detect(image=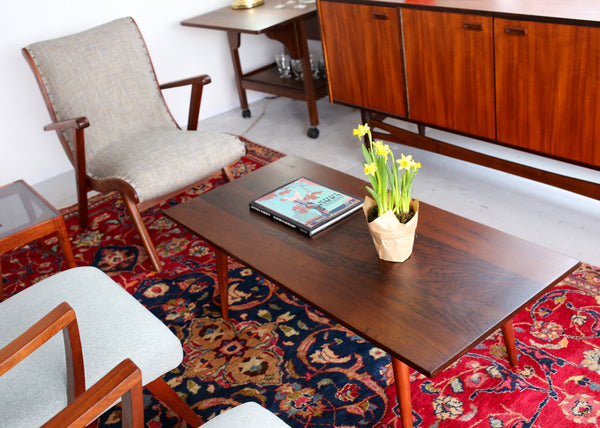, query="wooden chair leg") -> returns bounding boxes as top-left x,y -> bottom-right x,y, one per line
222,166 -> 235,183
120,194 -> 163,272
76,180 -> 89,229
146,377 -> 203,427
